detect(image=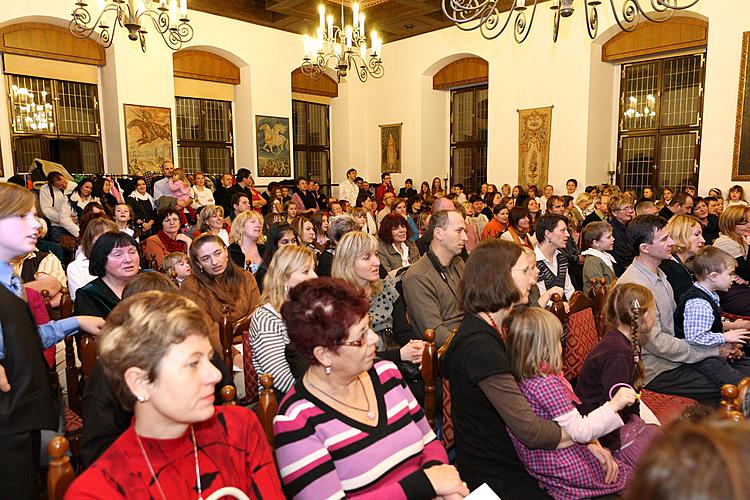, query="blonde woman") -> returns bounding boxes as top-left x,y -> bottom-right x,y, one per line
249,245 -> 317,397
713,204 -> 750,315
332,231 -> 423,366
196,204 -> 229,245
228,210 -> 264,273
660,215 -> 704,300
189,171 -> 215,209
